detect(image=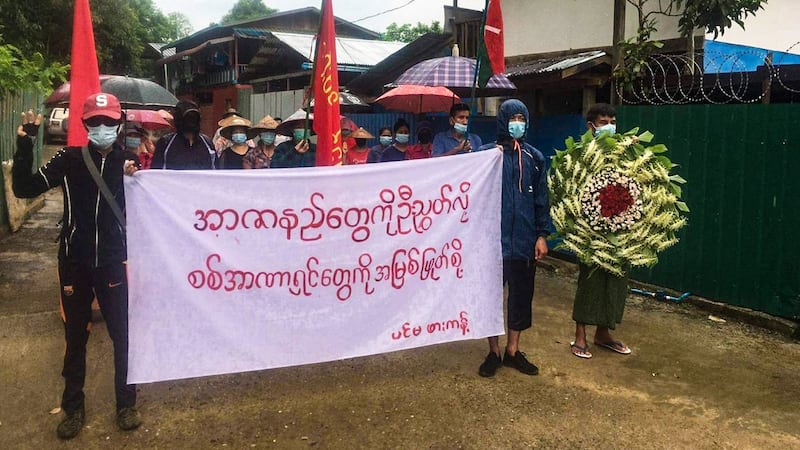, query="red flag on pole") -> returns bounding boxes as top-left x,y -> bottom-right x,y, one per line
477,0 -> 505,88
313,0 -> 343,166
67,0 -> 101,147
